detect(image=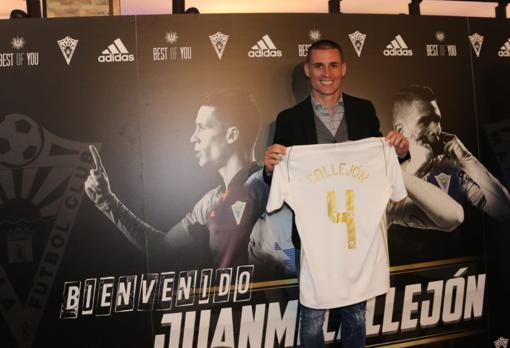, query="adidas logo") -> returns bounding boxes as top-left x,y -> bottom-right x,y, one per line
248,35 -> 282,58
98,38 -> 134,63
383,34 -> 413,56
498,38 -> 510,57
